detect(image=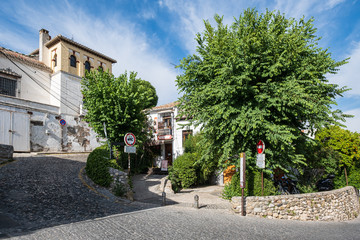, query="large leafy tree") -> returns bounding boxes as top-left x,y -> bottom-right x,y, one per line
81,70 -> 158,144
176,9 -> 350,171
